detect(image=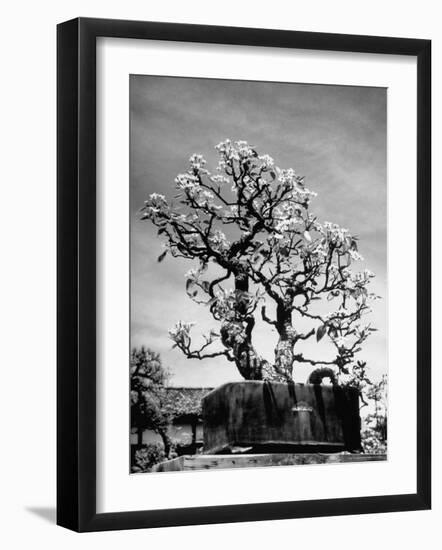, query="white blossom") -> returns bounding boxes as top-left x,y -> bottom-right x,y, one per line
149,192 -> 166,202
208,229 -> 230,252
169,321 -> 195,342
258,154 -> 274,169
175,173 -> 199,191
334,336 -> 347,348
189,153 -> 206,170
349,249 -> 364,261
